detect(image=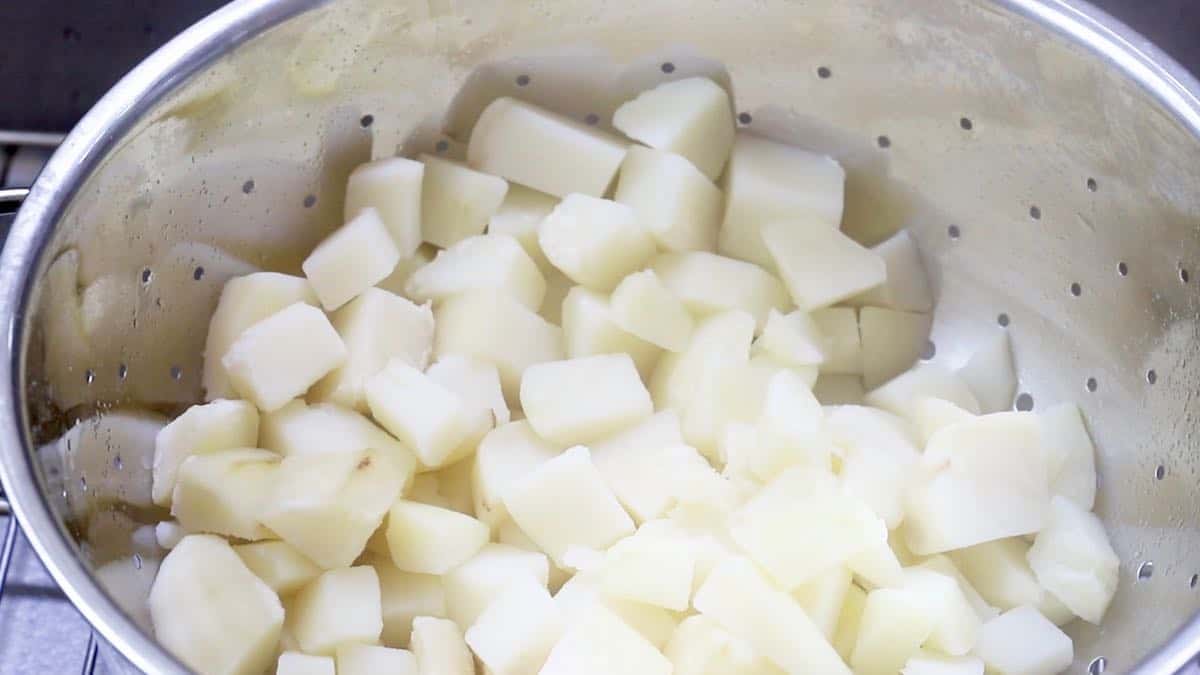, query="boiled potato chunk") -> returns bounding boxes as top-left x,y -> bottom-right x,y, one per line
302,208 -> 401,311
752,369 -> 832,481
58,410 -> 166,519
378,245 -> 437,296
753,309 -> 824,367
386,500 -> 489,574
222,302 -> 347,412
902,568 -> 980,656
859,307 -> 933,389
539,605 -> 672,675
664,615 -> 782,675
852,230 -> 934,312
149,535 -> 283,675
812,307 -> 862,374
365,359 -> 480,469
419,153 -> 508,248
610,269 -> 695,352
292,566 -> 383,656
153,398 -> 259,507
865,362 -> 981,422
613,146 -> 722,252
406,234 -> 545,310
520,354 -> 652,446
901,653 -> 985,675
411,616 -> 474,675
203,272 -> 318,401
233,541 -> 321,595
1039,402 -> 1098,510
593,442 -> 715,524
911,397 -> 976,447
336,645 -> 417,675
650,310 -> 755,413
258,400 -> 416,478
468,97 -> 627,198
561,286 -> 661,378
827,405 -> 919,529
762,220 -> 886,311
851,587 -> 935,675
651,251 -> 789,332
832,582 -> 867,662
472,421 -> 561,527
503,446 -> 635,566
612,77 -> 734,180
601,530 -> 696,611
948,538 -> 1072,624
344,156 -> 424,256
426,355 -> 510,439
974,606 -> 1073,675
957,330 -> 1016,414
276,652 -> 335,675
793,565 -> 852,640
487,184 -> 558,273
552,567 -> 680,649
171,448 -> 279,541
1026,496 -> 1119,623
368,559 -> 446,648
310,288 -> 434,412
718,133 -> 845,268
464,576 -> 564,675
443,543 -> 550,627
538,194 -> 656,291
